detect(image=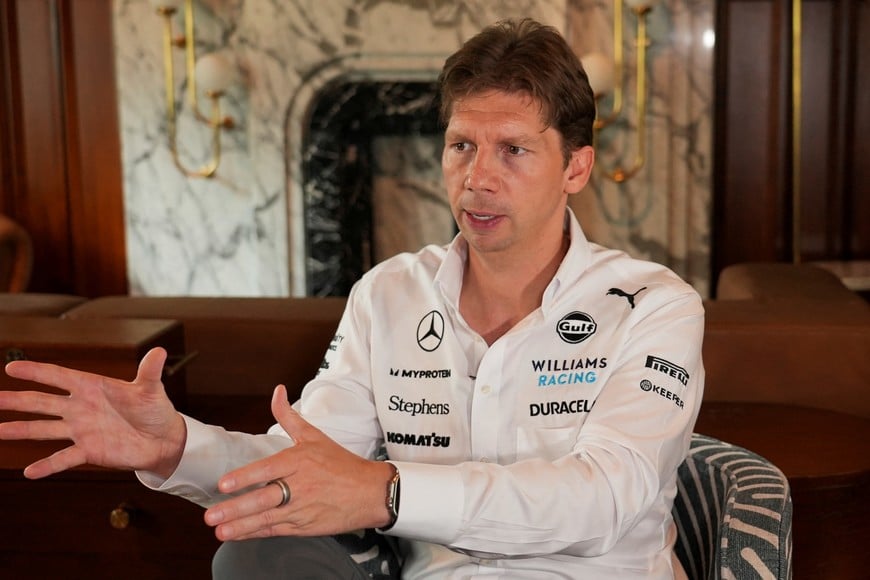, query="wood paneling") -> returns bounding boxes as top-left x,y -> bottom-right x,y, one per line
849,0 -> 870,257
0,0 -> 125,296
0,1 -> 23,218
61,0 -> 127,297
713,0 -> 790,273
11,0 -> 74,293
713,0 -> 870,290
